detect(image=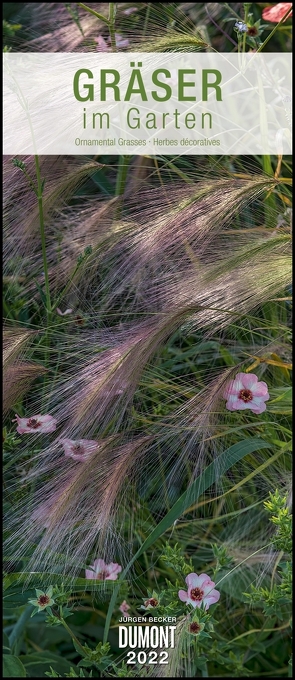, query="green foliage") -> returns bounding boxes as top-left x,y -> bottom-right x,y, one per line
3,654 -> 26,678
45,668 -> 92,678
244,490 -> 292,623
264,489 -> 292,553
3,19 -> 21,51
161,542 -> 194,576
64,4 -> 84,36
2,2 -> 292,677
211,544 -> 234,578
76,641 -> 112,670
